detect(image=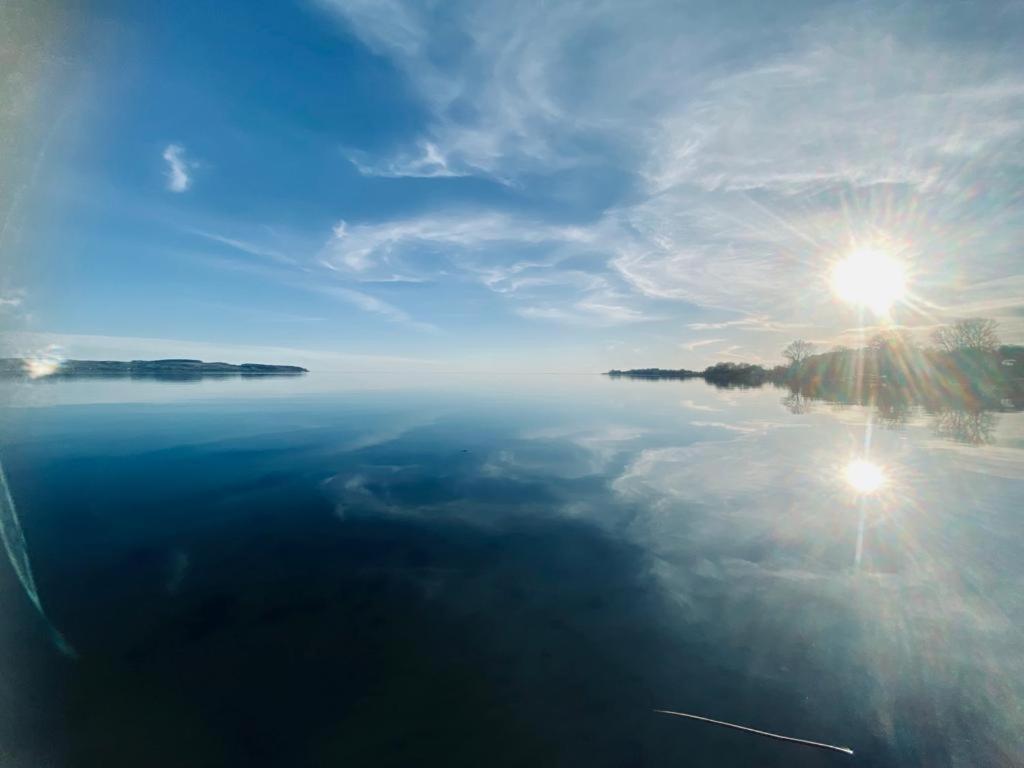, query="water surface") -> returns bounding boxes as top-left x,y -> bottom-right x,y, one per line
1,374 -> 1021,767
